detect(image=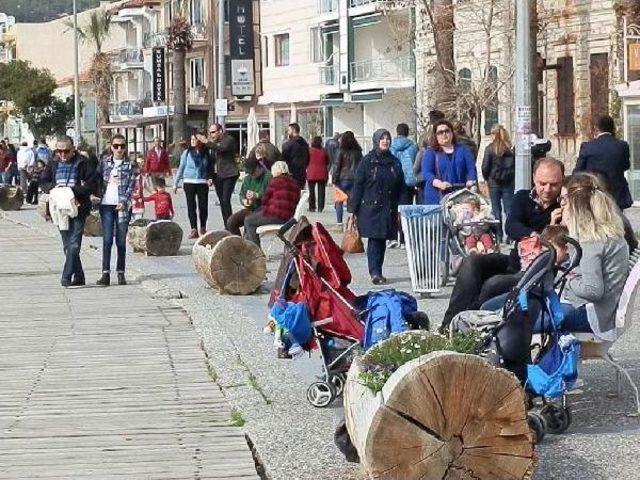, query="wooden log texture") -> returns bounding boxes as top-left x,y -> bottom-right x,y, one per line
37,194 -> 49,219
83,210 -> 103,237
345,351 -> 535,480
0,186 -> 24,211
128,219 -> 183,256
192,230 -> 232,288
210,236 -> 266,295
